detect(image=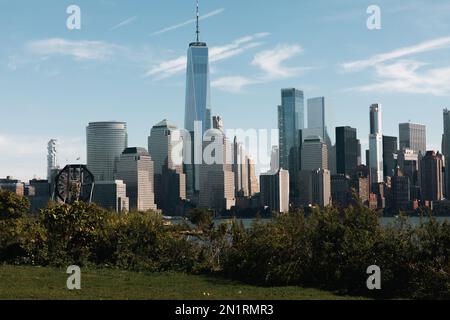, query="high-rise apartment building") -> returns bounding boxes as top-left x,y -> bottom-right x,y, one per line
369,104 -> 384,184
86,122 -> 128,182
116,147 -> 156,212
